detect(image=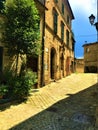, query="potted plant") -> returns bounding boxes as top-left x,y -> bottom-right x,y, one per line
0,84 -> 8,99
